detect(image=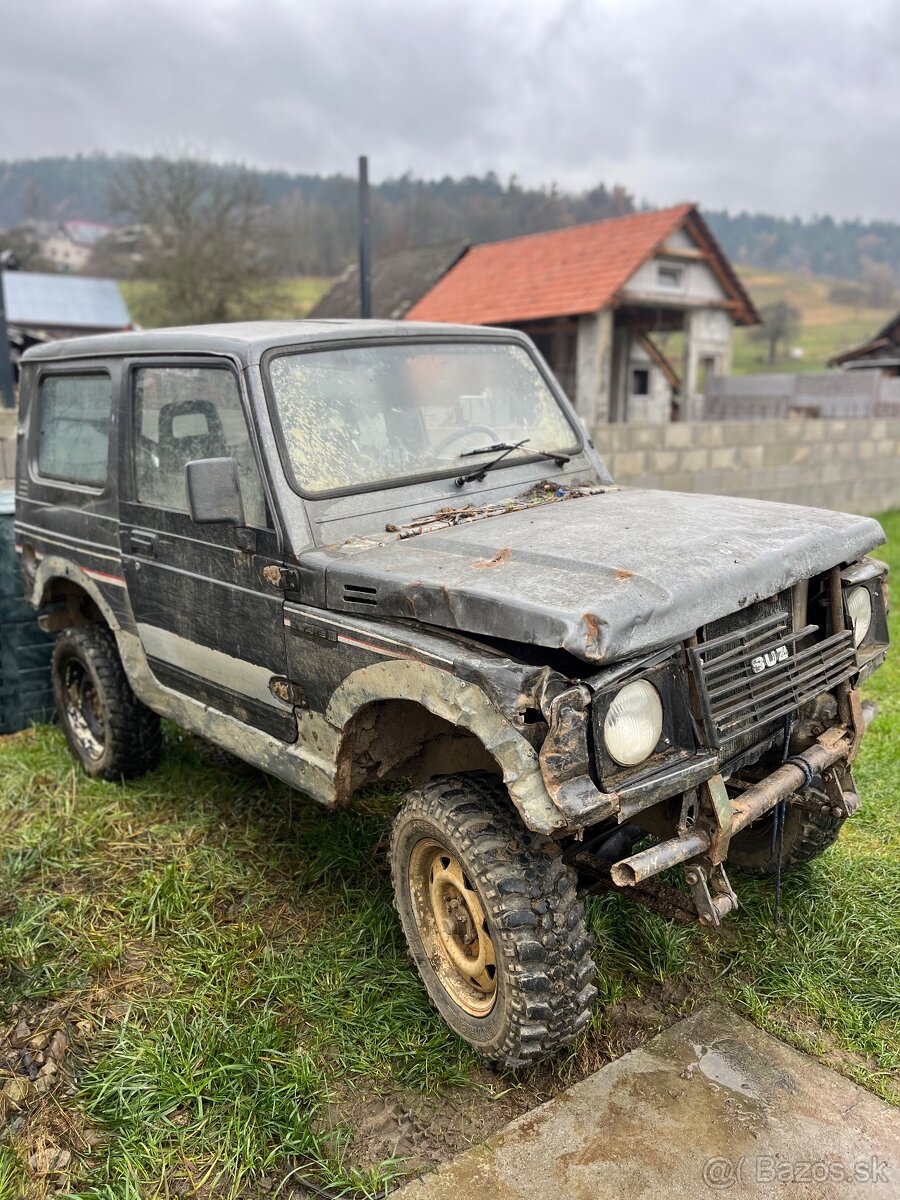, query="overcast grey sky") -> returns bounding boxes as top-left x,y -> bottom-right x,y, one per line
2,0 -> 898,220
